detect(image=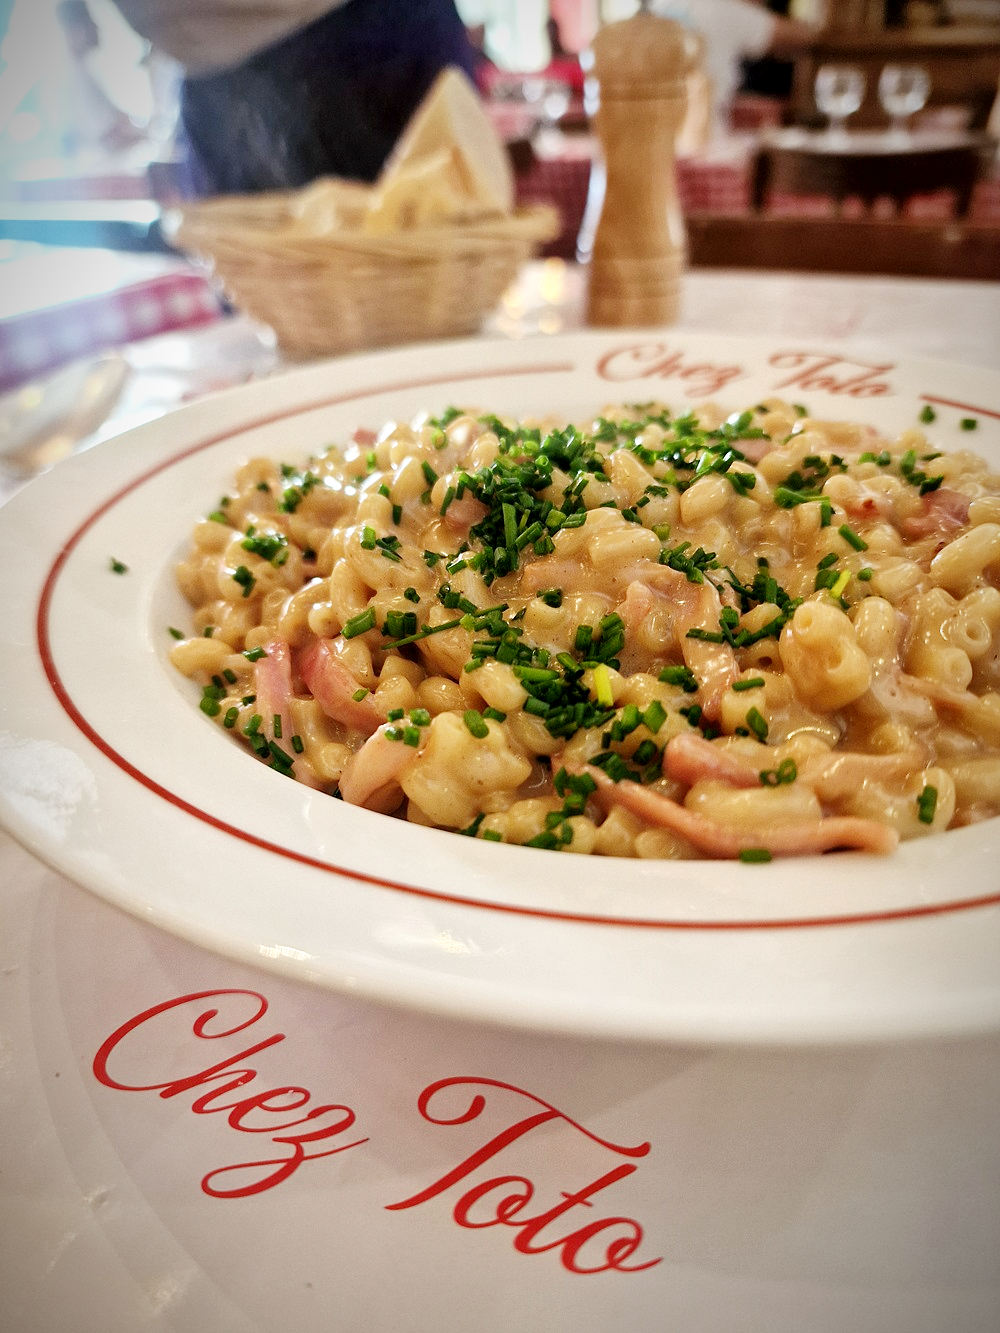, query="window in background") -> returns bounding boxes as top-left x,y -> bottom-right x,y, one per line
456,0 -> 551,70
0,0 -> 153,177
